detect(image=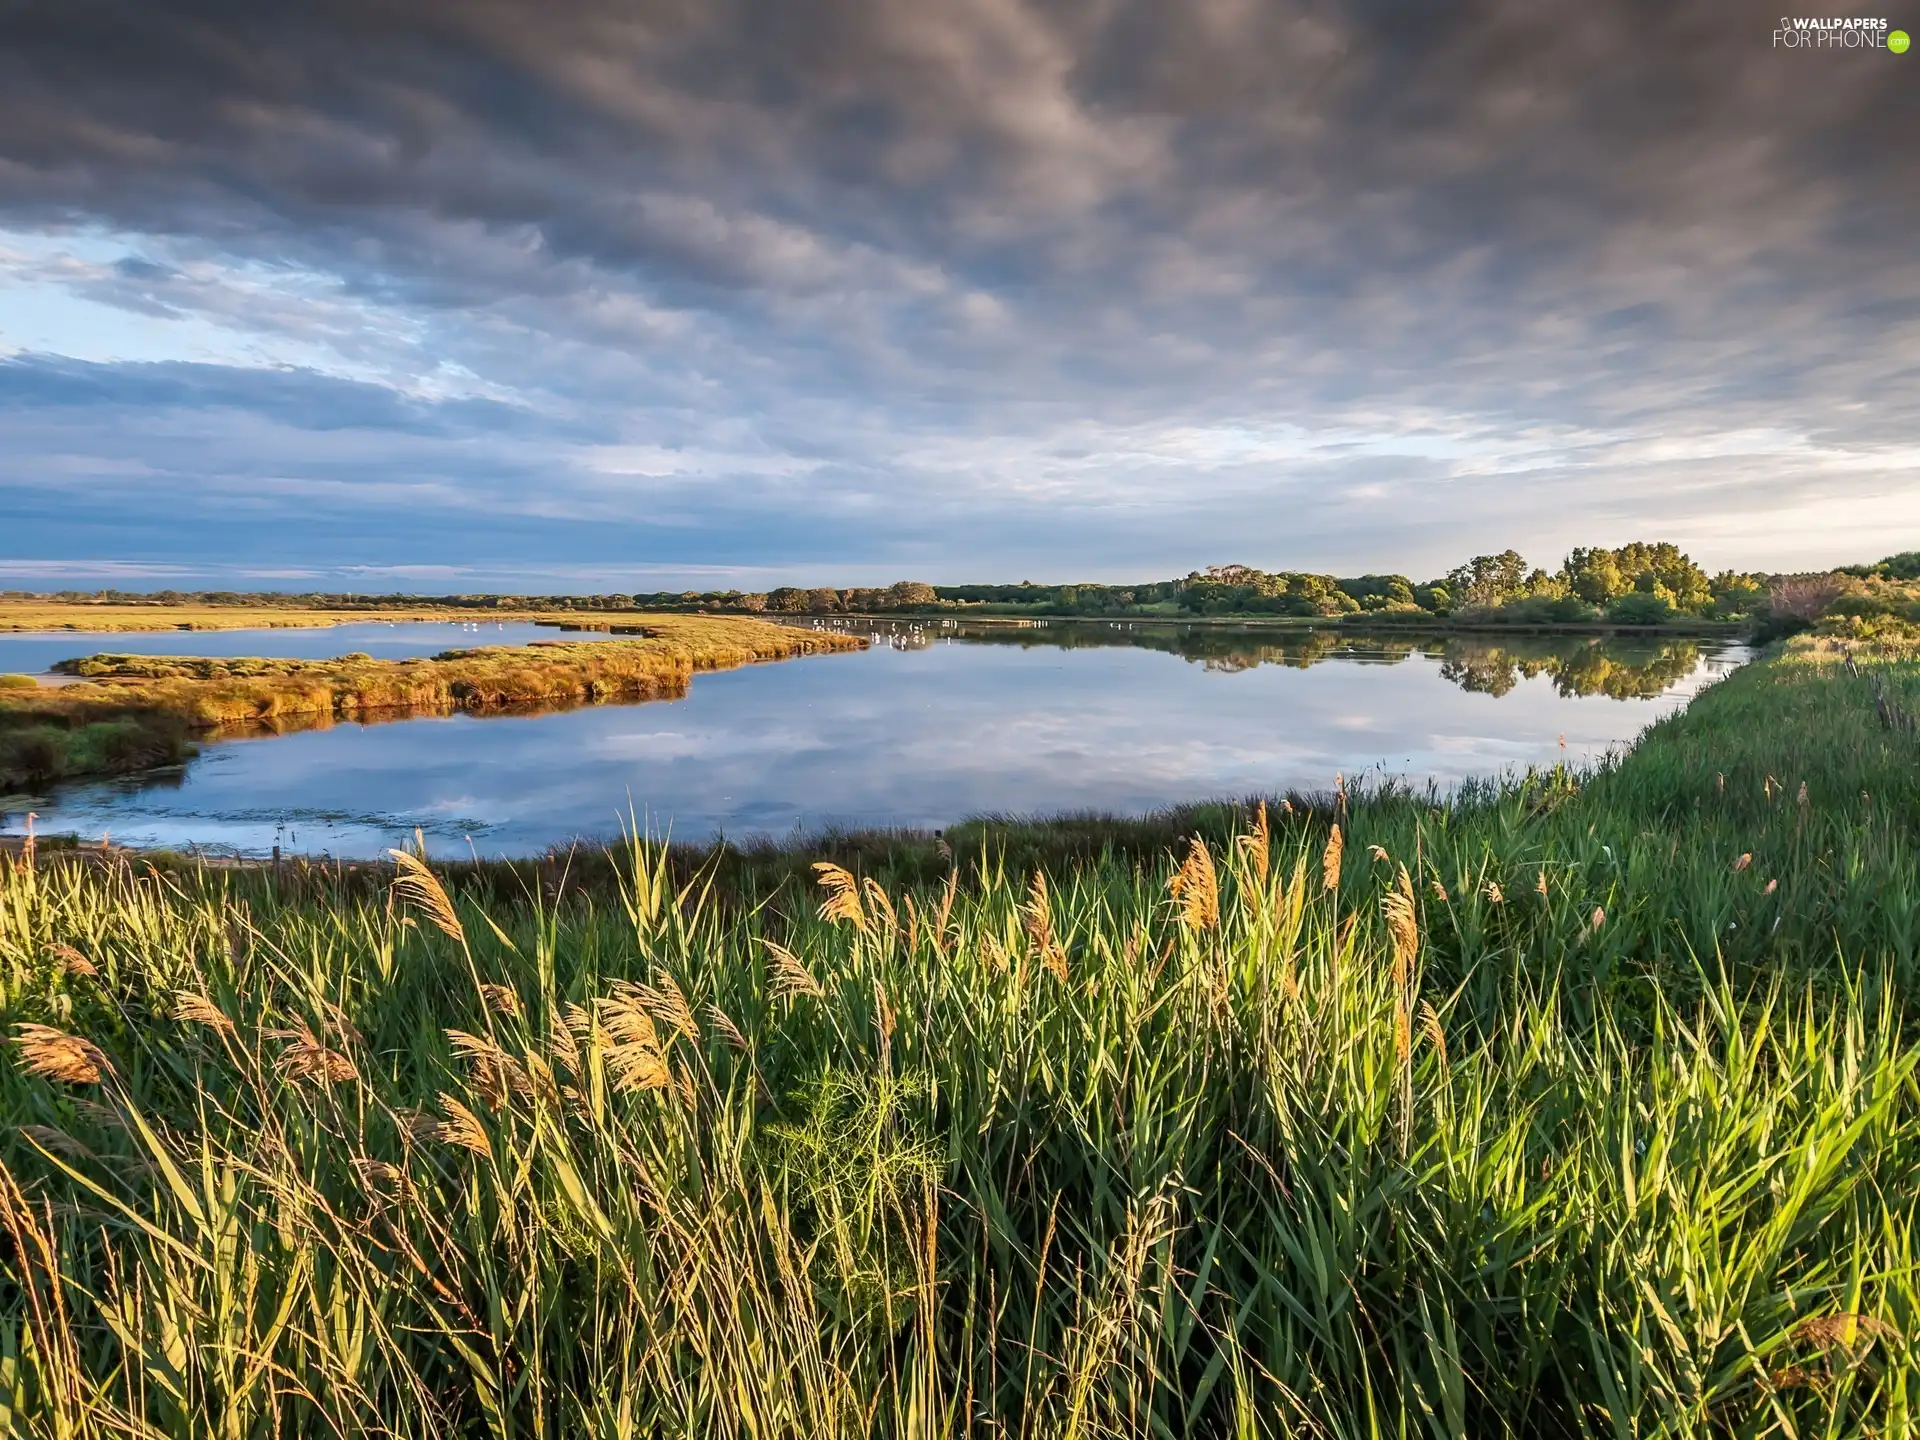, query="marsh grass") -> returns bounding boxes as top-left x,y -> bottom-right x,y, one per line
0,616 -> 862,790
0,602 -> 621,634
1,637 -> 1918,1436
